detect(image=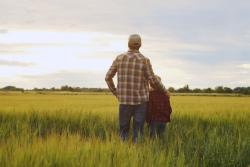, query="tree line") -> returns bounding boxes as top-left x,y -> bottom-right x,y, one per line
0,85 -> 109,93
0,85 -> 250,95
168,85 -> 250,95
